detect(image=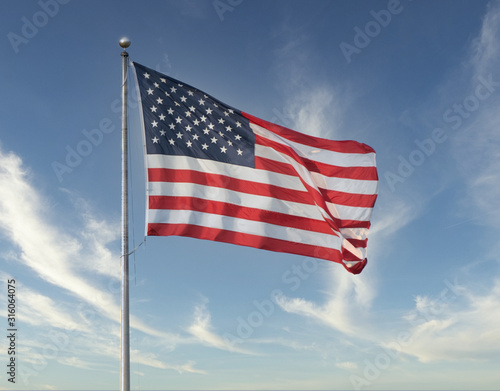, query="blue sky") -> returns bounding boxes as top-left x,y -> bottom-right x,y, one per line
1,0 -> 500,390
